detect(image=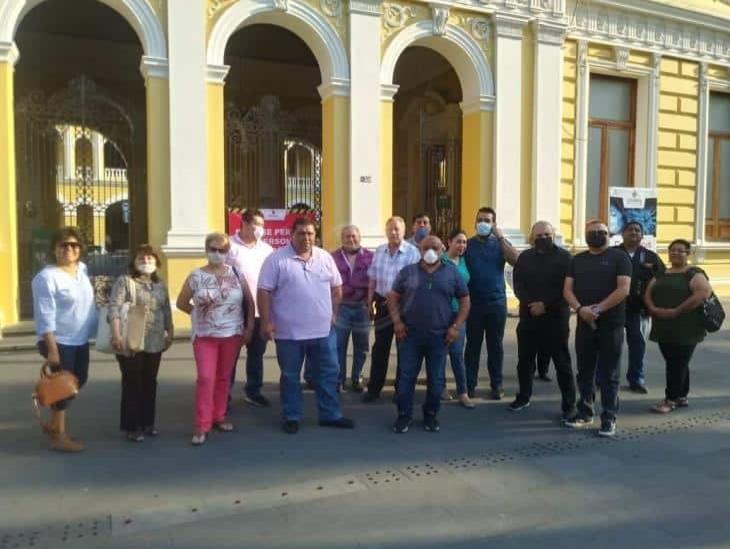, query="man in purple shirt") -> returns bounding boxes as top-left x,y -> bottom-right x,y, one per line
331,225 -> 374,393
258,217 -> 354,434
